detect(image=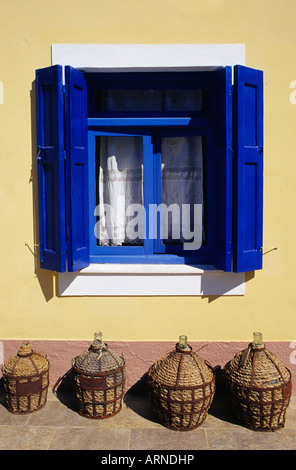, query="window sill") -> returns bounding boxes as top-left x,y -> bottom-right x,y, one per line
81,263 -> 218,274
58,264 -> 245,296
